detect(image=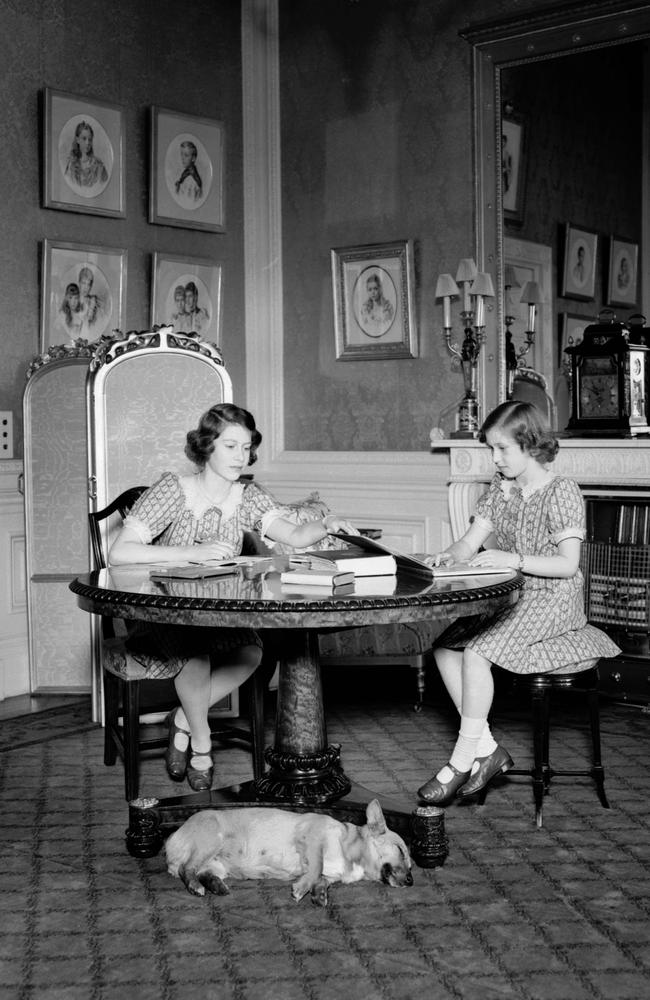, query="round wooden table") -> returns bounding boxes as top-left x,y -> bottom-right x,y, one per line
71,564 -> 523,861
